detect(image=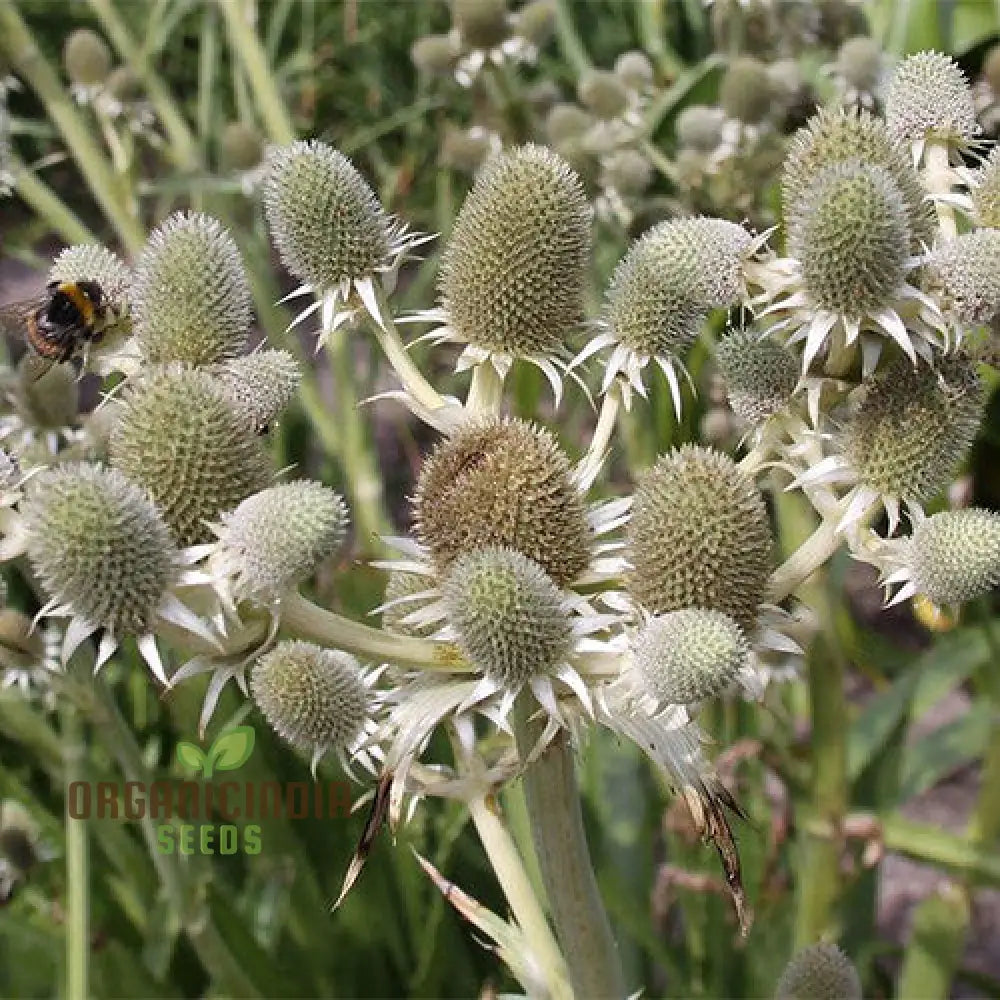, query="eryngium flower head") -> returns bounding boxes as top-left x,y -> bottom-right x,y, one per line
545,103 -> 593,144
719,57 -> 772,124
633,610 -> 749,705
415,416 -> 590,585
781,108 -> 933,249
63,29 -> 111,85
971,148 -> 1000,228
251,641 -> 369,757
264,140 -> 390,290
675,105 -> 726,152
925,229 -> 1000,325
15,358 -> 79,430
787,161 -> 909,317
49,244 -> 132,312
775,943 -> 861,1000
886,51 -> 978,145
410,34 -> 460,76
844,356 -> 982,503
715,330 -> 798,424
601,149 -> 653,196
442,547 -> 572,688
627,445 -> 772,633
211,482 -> 348,603
835,35 -> 883,93
220,122 -> 264,171
110,367 -> 271,545
615,50 -> 654,92
438,144 -> 591,356
577,70 -> 629,119
132,212 -> 251,365
515,0 -> 555,47
22,464 -> 174,636
210,349 -> 302,433
910,508 -> 1000,605
451,0 -> 509,49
